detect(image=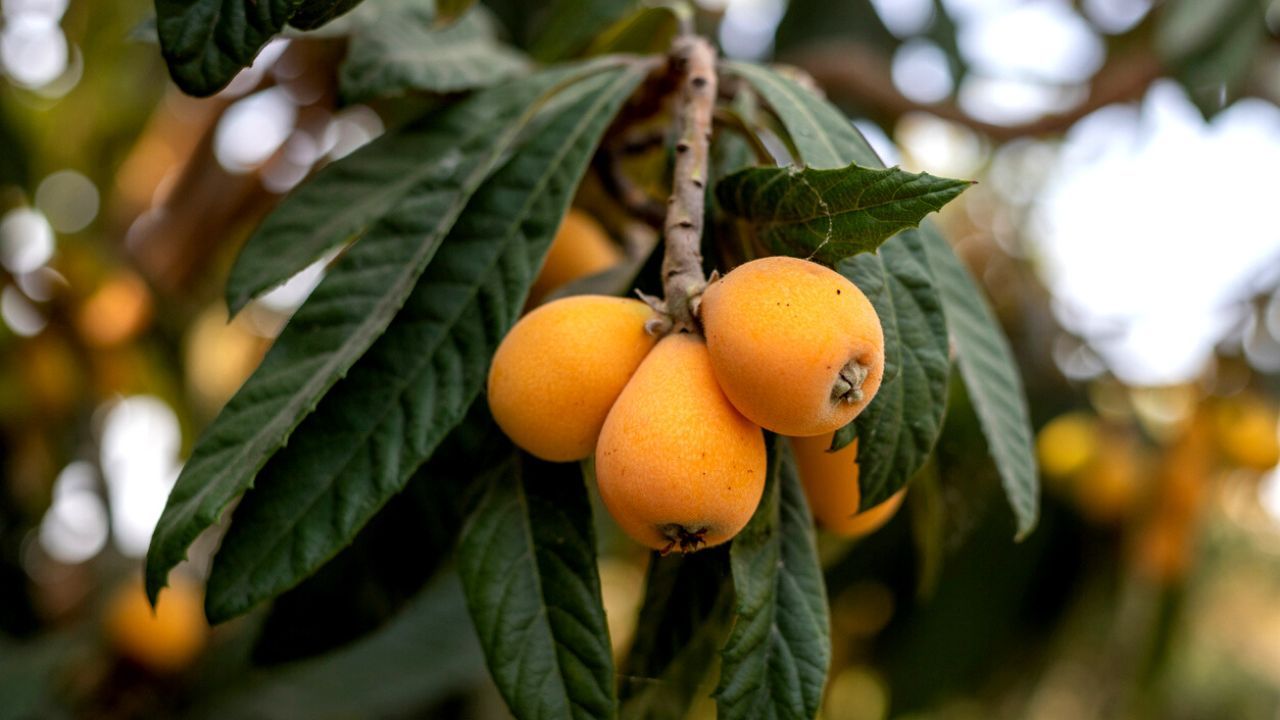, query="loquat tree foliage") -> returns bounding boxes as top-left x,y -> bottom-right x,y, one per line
145,0 -> 1039,717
